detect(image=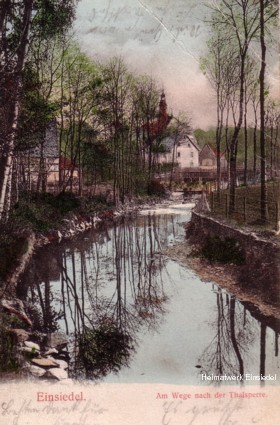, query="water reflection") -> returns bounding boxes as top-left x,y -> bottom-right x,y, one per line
198,285 -> 279,386
19,214 -> 179,380
18,209 -> 280,384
